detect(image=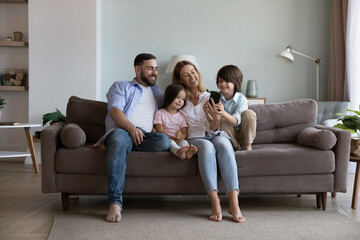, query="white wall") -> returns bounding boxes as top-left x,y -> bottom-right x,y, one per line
28,0 -> 99,125
101,0 -> 330,103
